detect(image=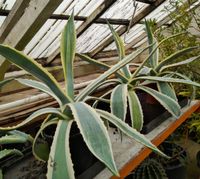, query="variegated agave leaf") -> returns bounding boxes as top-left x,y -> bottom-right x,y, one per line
76,78 -> 121,102
131,32 -> 189,78
17,78 -> 62,106
92,88 -> 113,108
76,45 -> 152,101
144,19 -> 159,68
128,90 -> 143,131
76,53 -> 129,82
157,82 -> 177,102
111,85 -> 143,131
155,46 -> 199,72
76,53 -> 110,70
0,45 -> 71,105
159,55 -> 200,72
131,76 -> 200,88
84,96 -> 110,104
45,15 -> 78,178
161,71 -> 197,103
47,120 -> 75,179
135,86 -> 181,118
111,84 -> 128,121
68,102 -> 119,176
0,107 -> 67,130
61,12 -> 76,100
108,22 -> 131,78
